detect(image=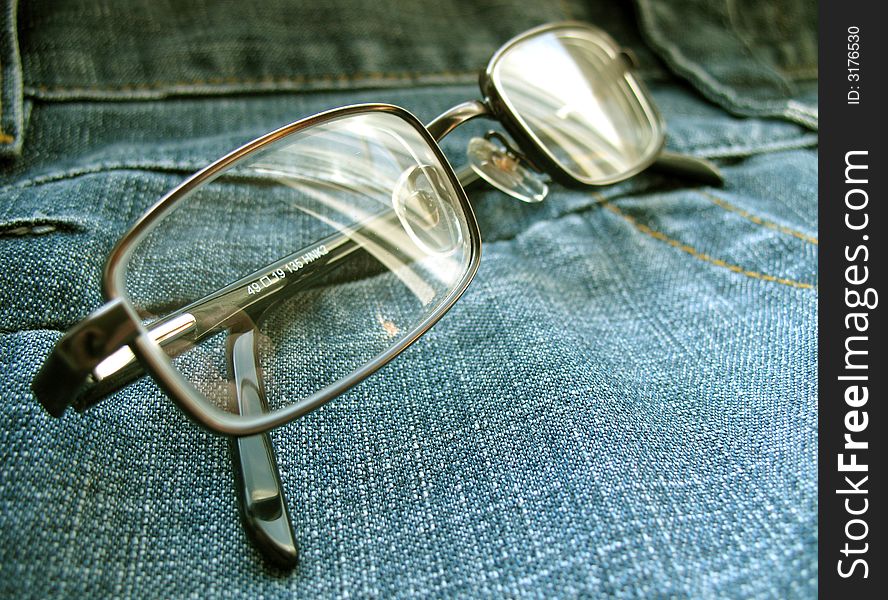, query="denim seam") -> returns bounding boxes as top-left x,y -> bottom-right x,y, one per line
698,191 -> 817,245
0,161 -> 203,197
583,182 -> 815,244
685,133 -> 818,159
0,2 -> 20,146
16,0 -> 577,100
0,28 -> 6,142
488,180 -> 813,256
0,56 -> 11,143
21,68 -> 668,100
599,197 -> 816,290
531,182 -> 816,253
0,0 -> 22,153
23,70 -> 480,98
